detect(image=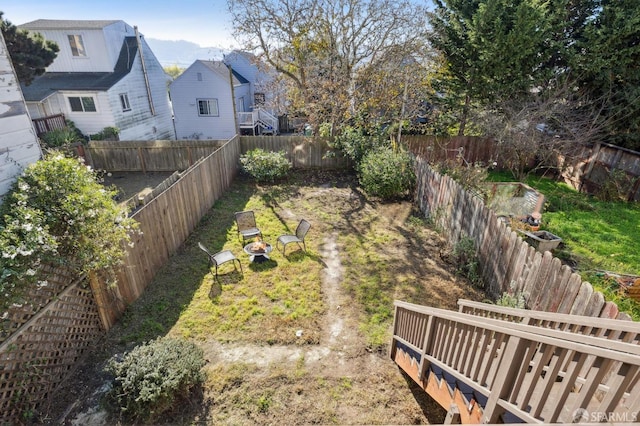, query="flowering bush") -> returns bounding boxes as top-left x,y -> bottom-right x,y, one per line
0,152 -> 137,315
